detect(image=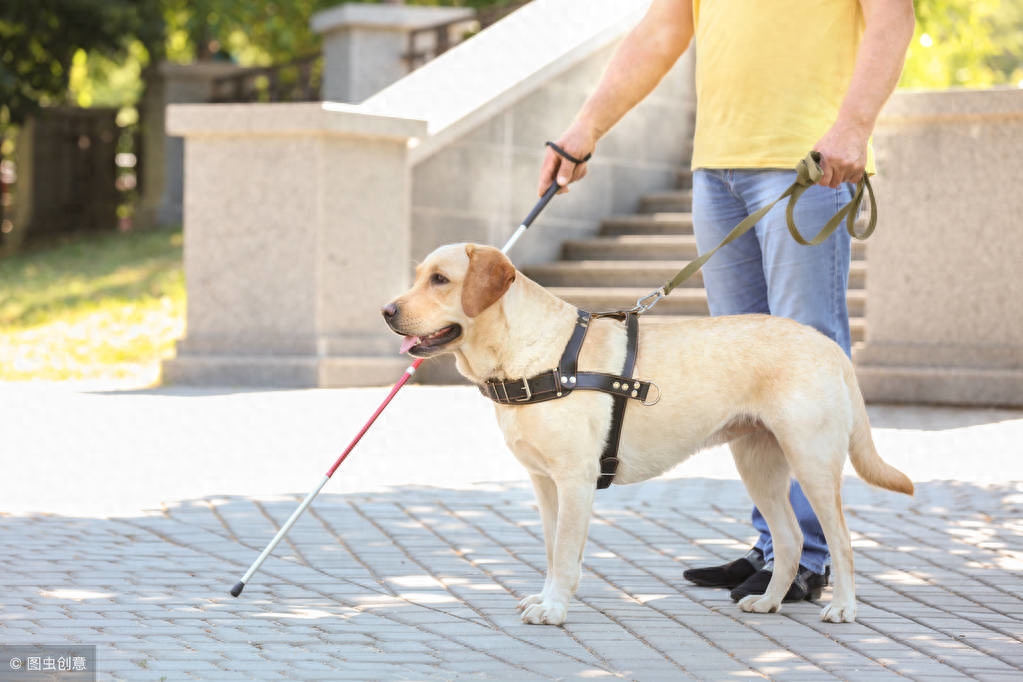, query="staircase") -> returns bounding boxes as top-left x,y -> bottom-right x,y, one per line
521,172 -> 867,344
